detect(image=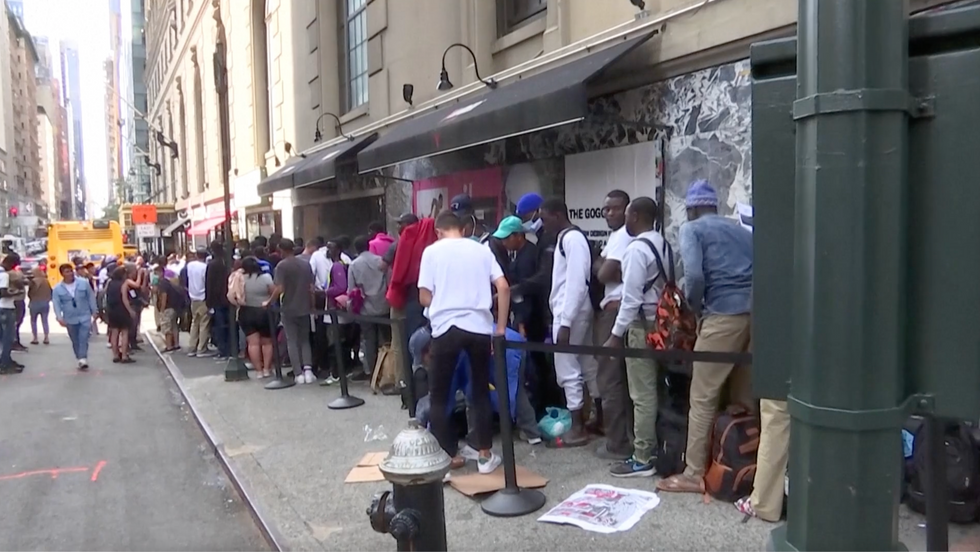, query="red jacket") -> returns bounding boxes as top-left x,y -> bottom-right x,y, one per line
386,218 -> 437,309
